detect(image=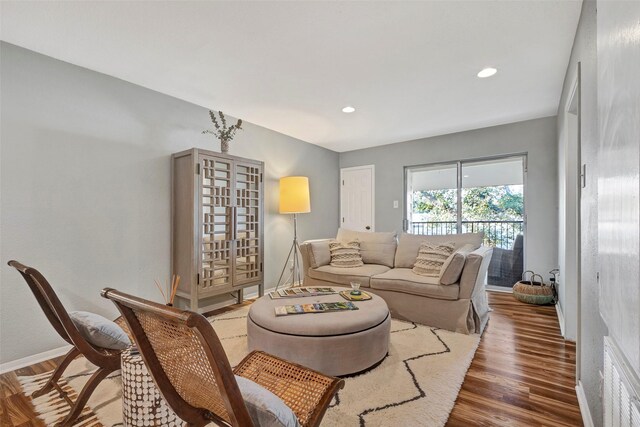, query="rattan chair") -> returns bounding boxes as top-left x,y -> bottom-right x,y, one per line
488,234 -> 524,287
101,288 -> 344,427
8,261 -> 125,426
